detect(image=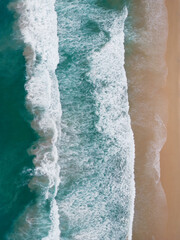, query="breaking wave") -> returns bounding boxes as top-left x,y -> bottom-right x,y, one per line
7,1 -> 61,239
